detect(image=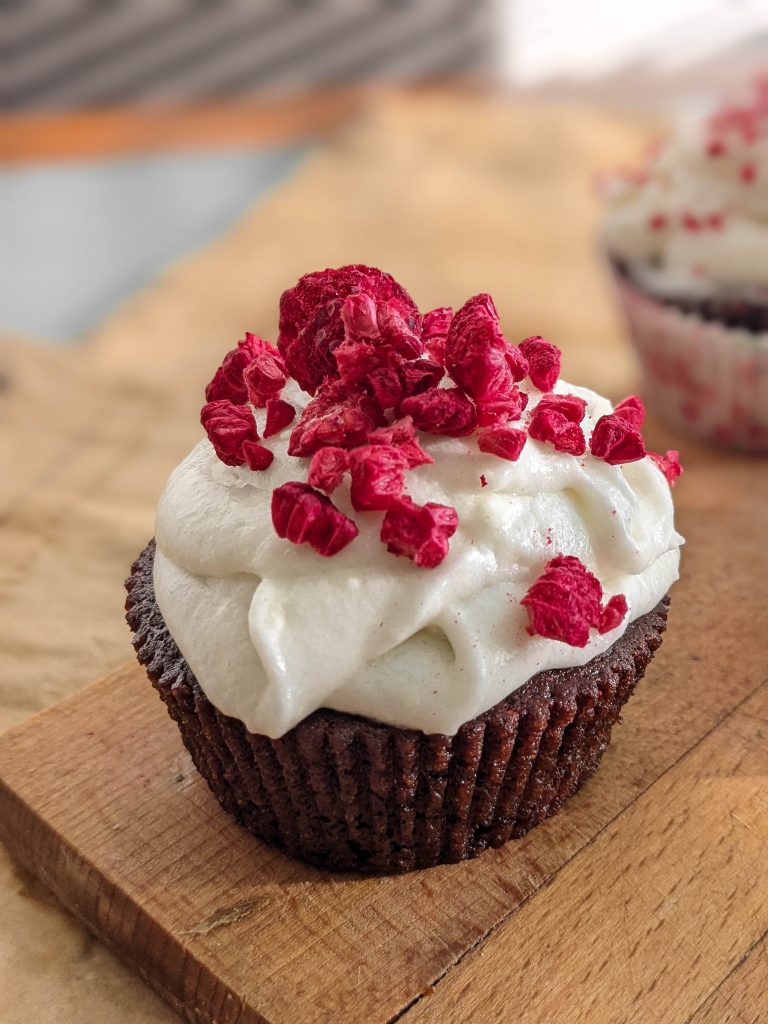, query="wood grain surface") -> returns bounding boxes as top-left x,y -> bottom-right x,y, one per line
1,91 -> 766,1023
